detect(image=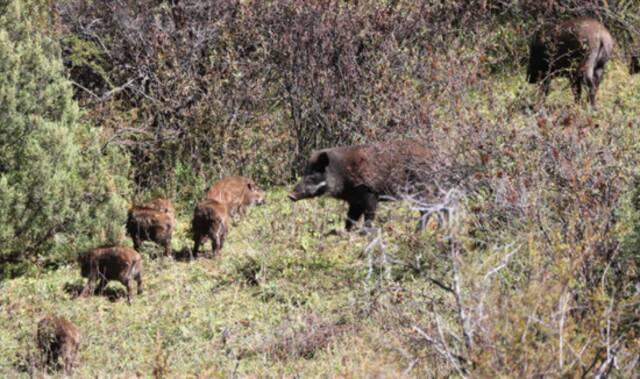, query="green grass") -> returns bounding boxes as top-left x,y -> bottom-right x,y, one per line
0,189 -> 434,377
